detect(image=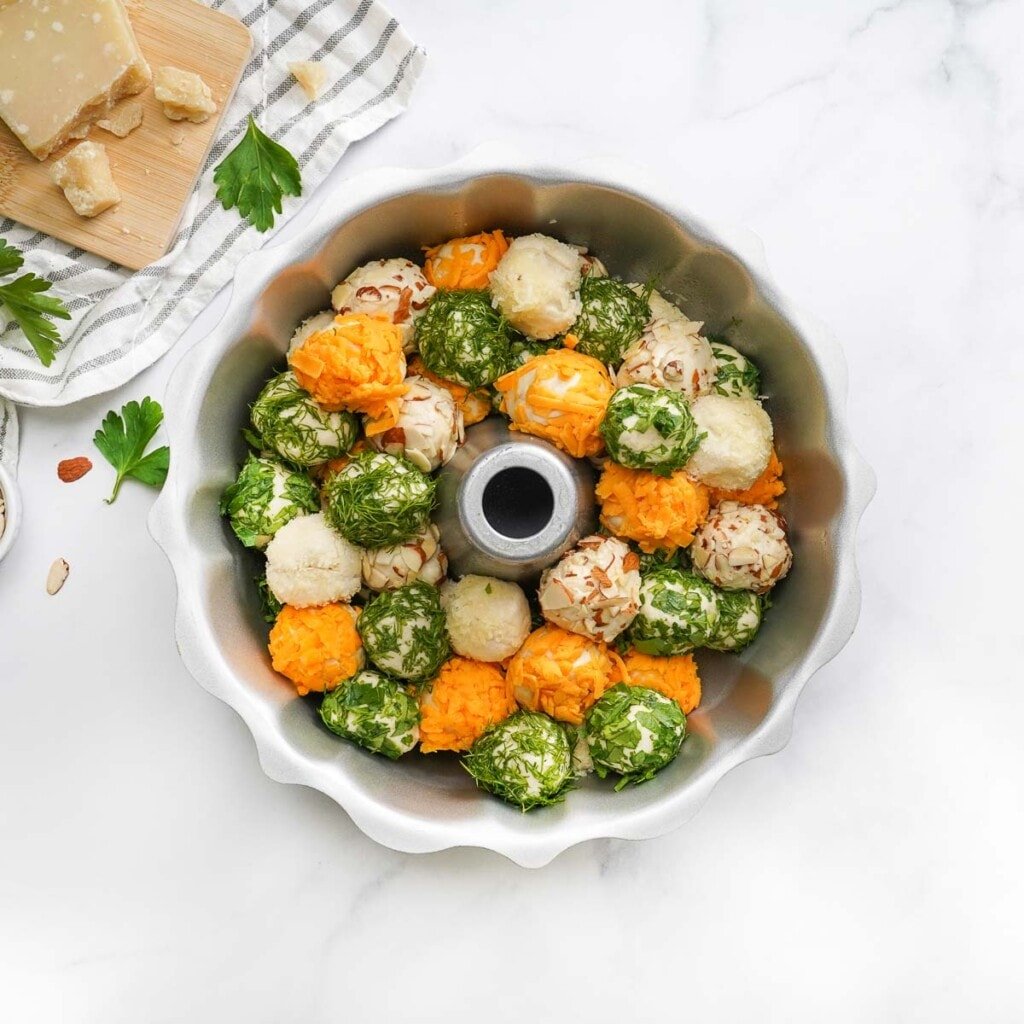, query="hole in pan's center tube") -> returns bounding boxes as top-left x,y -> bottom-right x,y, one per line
481,466 -> 555,539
